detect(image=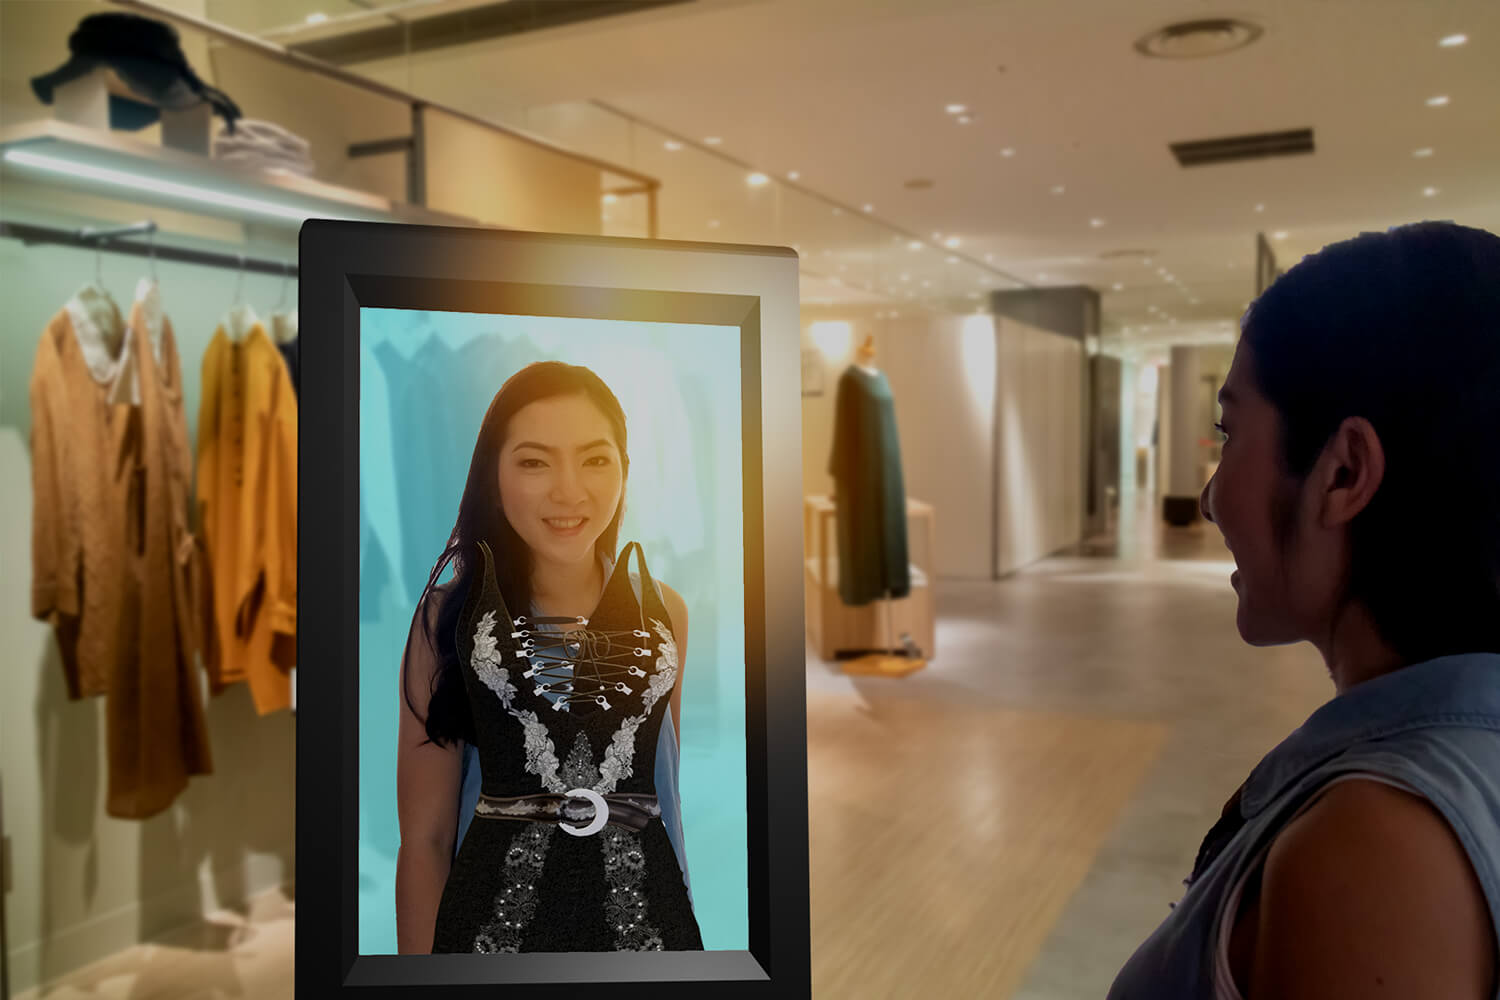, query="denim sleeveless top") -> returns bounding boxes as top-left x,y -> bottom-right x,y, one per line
1108,652 -> 1500,999
452,557 -> 692,899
